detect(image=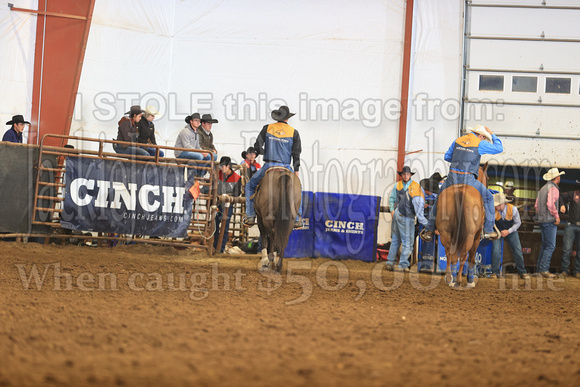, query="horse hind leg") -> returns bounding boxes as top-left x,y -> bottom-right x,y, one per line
455,253 -> 468,289
445,252 -> 458,287
465,240 -> 480,289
